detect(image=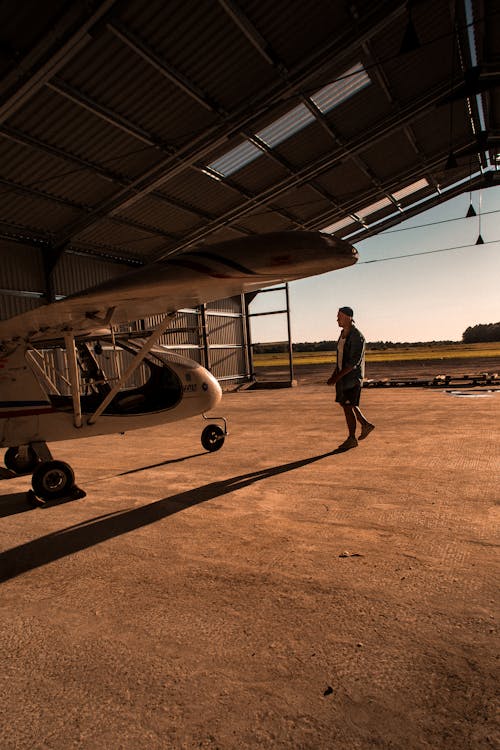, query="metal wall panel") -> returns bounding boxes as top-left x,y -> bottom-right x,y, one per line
206,295 -> 242,314
206,312 -> 243,346
0,241 -> 45,291
0,292 -> 43,320
208,347 -> 248,382
52,252 -> 131,296
125,299 -> 249,387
